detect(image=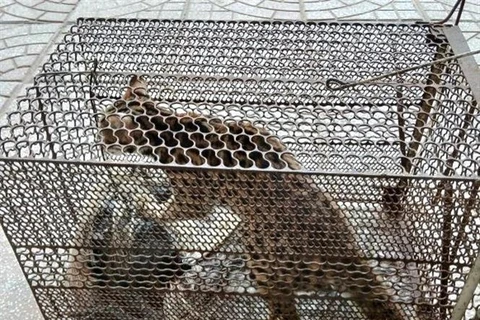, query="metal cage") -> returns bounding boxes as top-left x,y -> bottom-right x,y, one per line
0,18 -> 479,320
